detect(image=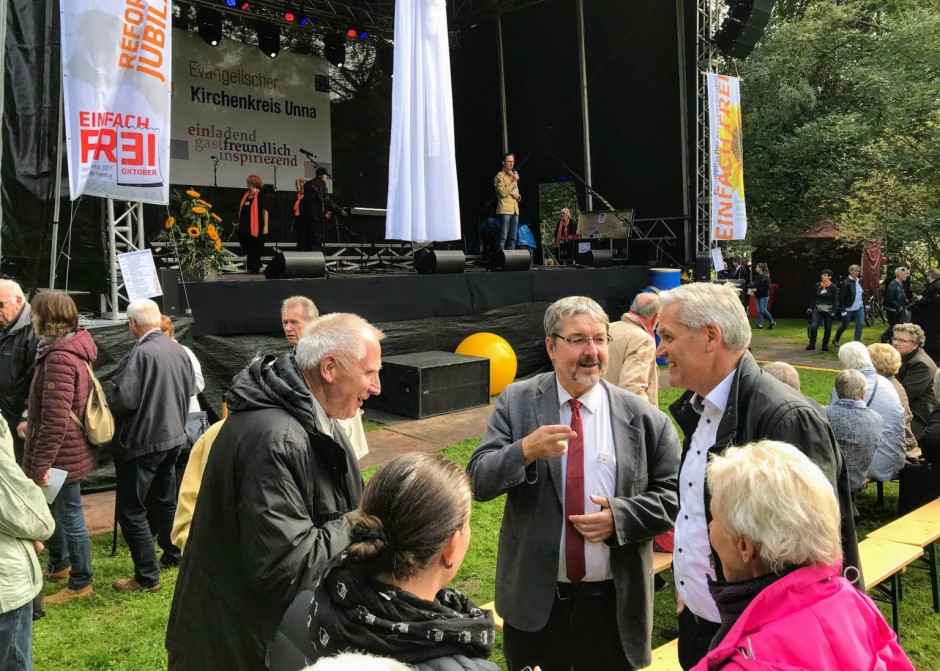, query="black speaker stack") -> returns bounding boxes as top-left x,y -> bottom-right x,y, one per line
713,0 -> 776,60
264,250 -> 327,279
